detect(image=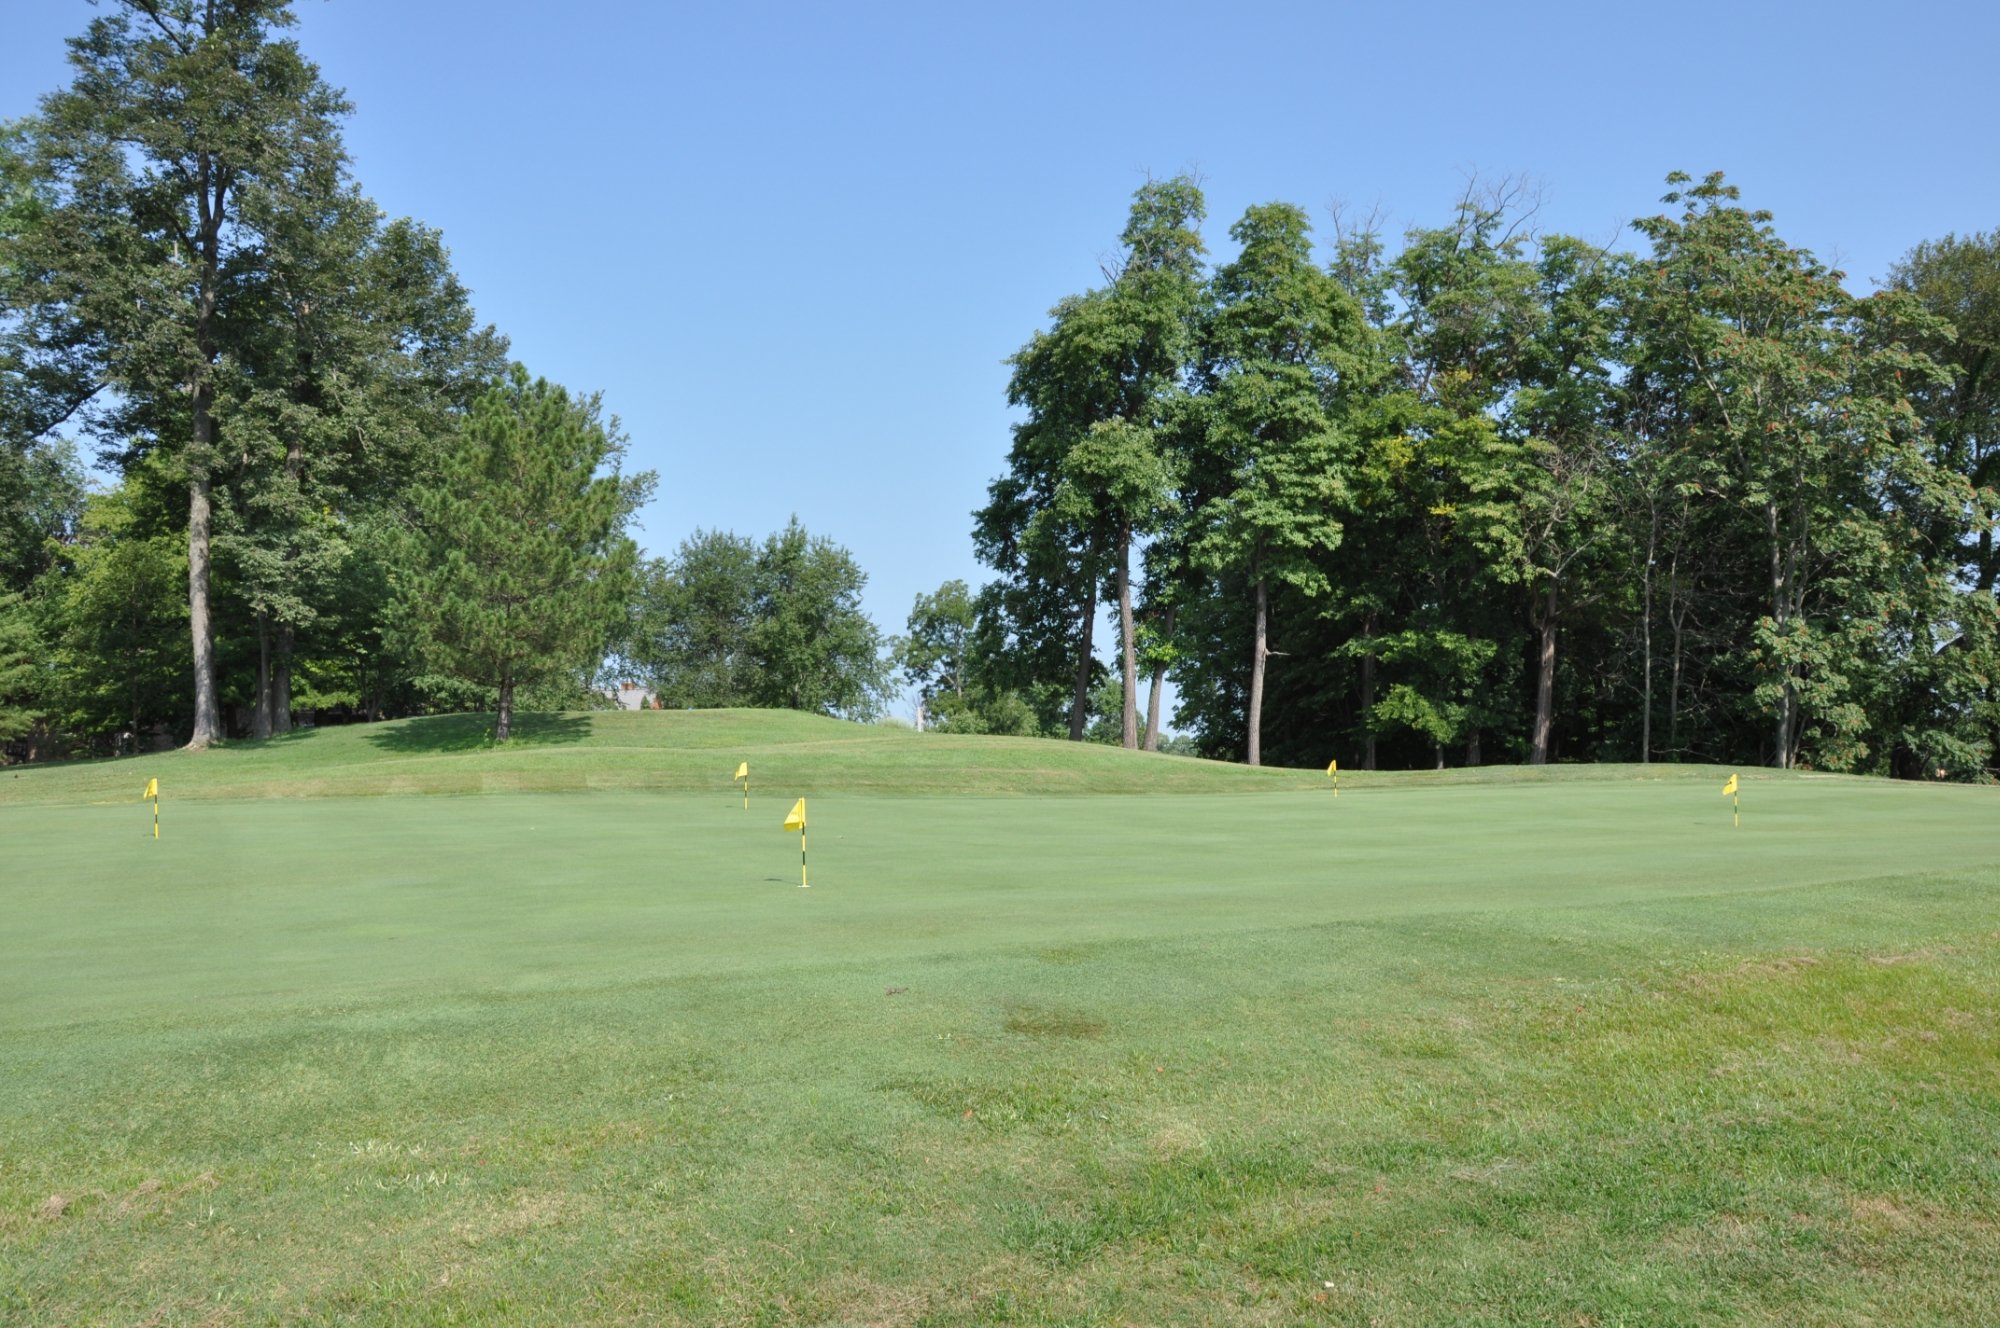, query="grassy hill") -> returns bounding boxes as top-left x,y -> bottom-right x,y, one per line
0,706 -> 1785,806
